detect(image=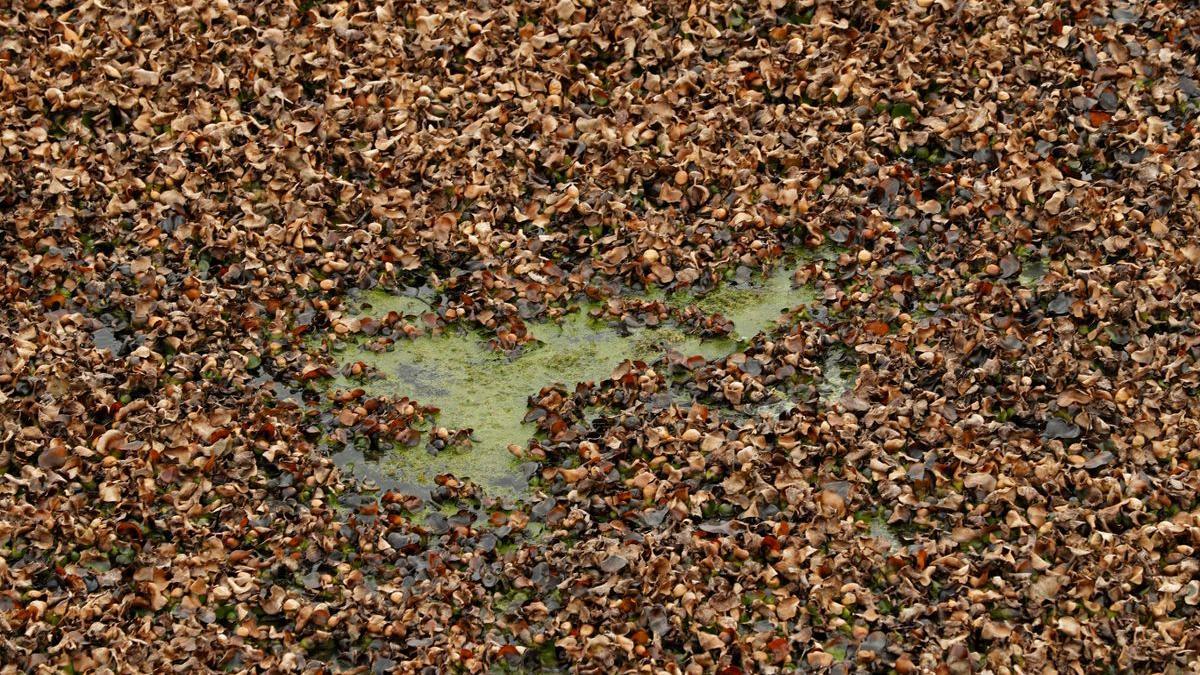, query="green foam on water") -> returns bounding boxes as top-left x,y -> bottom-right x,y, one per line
353,287 -> 435,318
325,260 -> 819,498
